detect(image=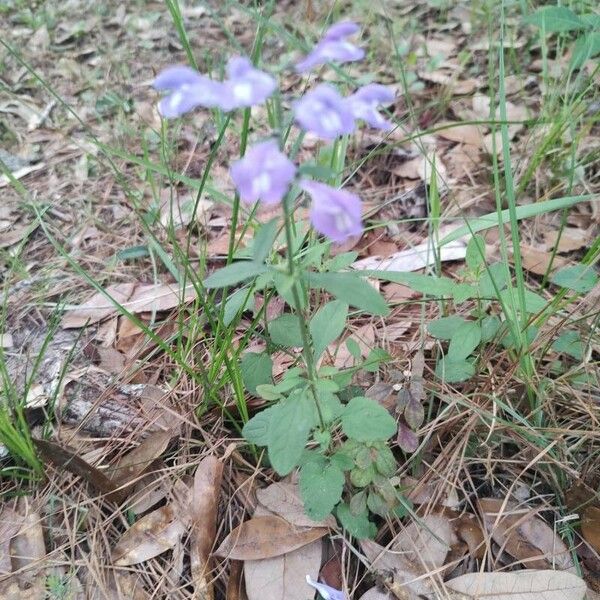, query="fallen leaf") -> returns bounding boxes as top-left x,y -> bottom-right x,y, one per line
436,122 -> 486,146
543,228 -> 591,253
518,246 -> 568,276
33,438 -> 125,503
0,507 -> 23,574
392,514 -> 453,570
62,282 -> 197,328
358,587 -> 393,600
445,570 -> 587,600
582,506 -> 600,554
256,482 -> 336,528
244,539 -> 322,600
109,430 -> 173,488
384,283 -> 418,303
480,498 -> 575,572
352,238 -> 467,273
190,456 -> 224,600
112,504 -> 188,566
226,560 -> 244,600
360,539 -> 433,598
214,516 -> 328,560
